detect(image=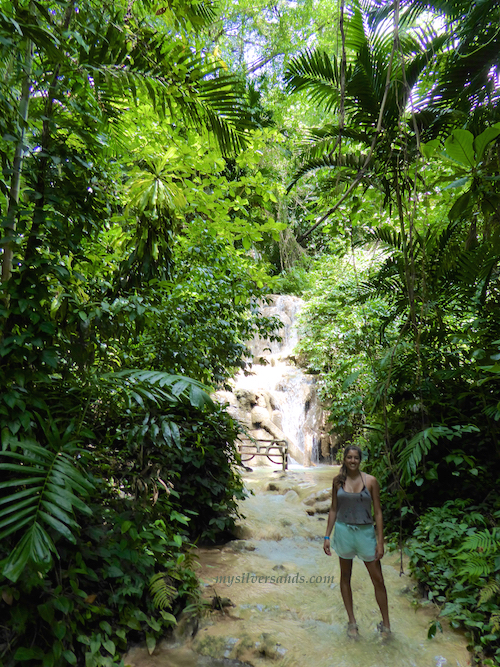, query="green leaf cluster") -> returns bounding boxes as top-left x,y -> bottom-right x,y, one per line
0,369 -> 245,665
406,501 -> 500,665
